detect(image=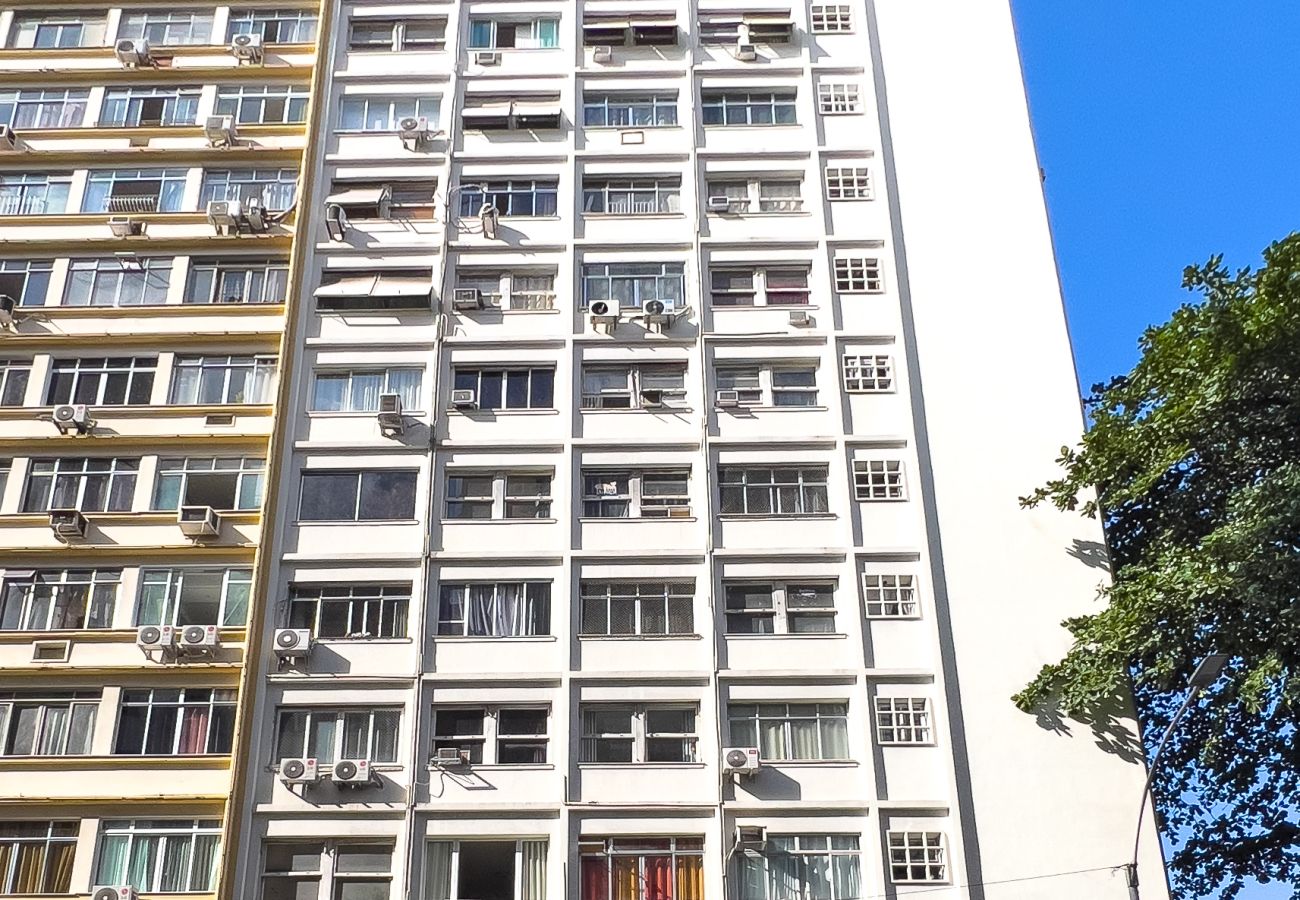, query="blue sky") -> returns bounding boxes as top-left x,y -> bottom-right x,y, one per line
1010,2 -> 1300,898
